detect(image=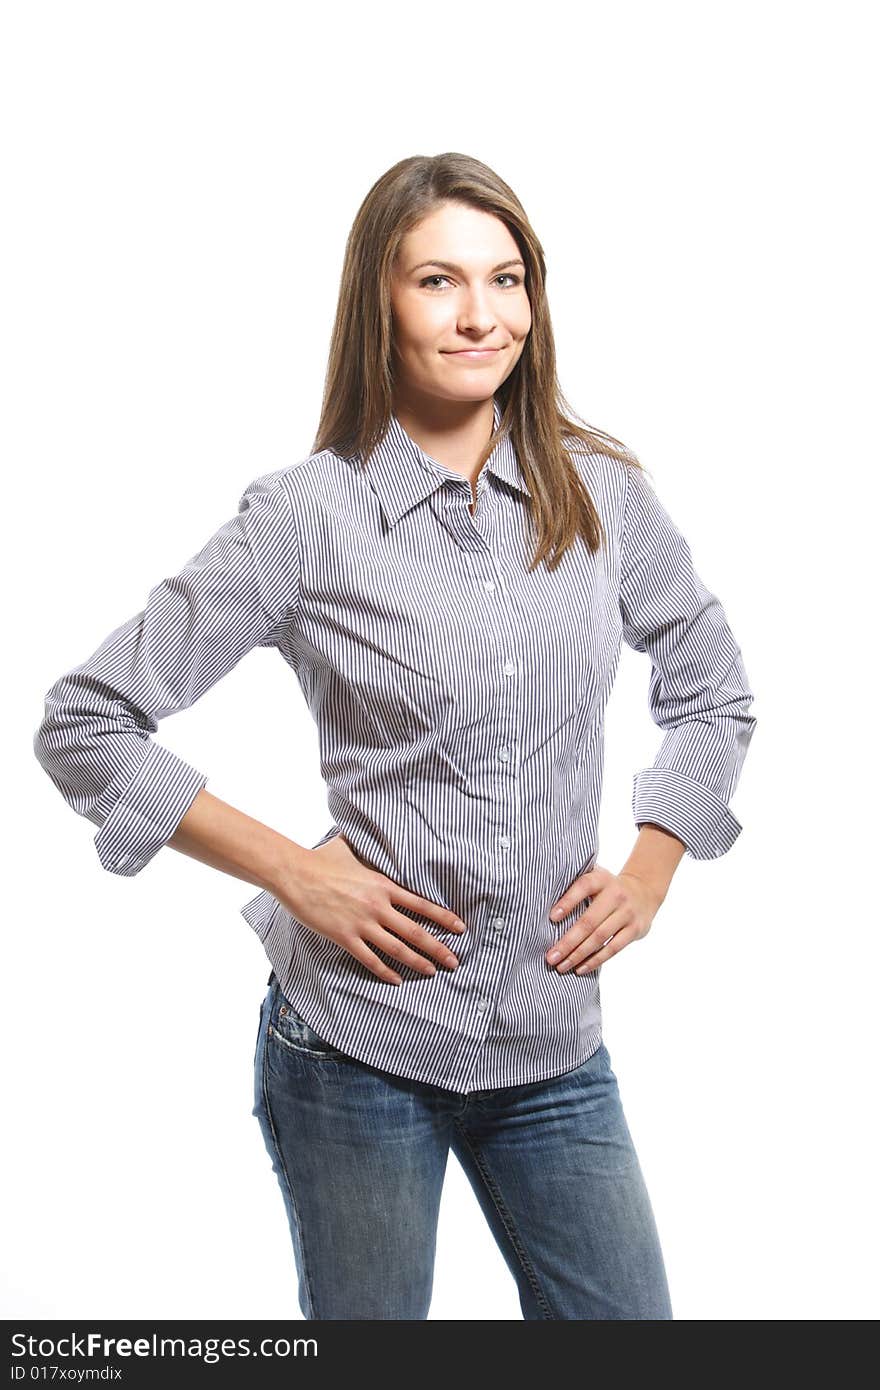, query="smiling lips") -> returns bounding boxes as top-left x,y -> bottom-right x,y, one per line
445,347 -> 504,360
